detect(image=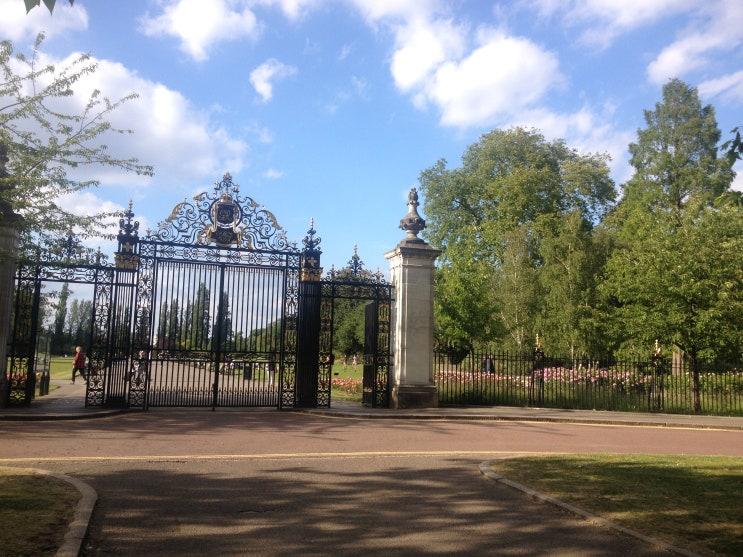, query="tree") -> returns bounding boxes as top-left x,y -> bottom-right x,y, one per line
0,34 -> 153,252
623,78 -> 733,213
537,210 -> 597,358
326,249 -> 381,358
602,79 -> 738,411
192,283 -> 211,350
51,282 -> 69,353
66,297 -> 92,348
419,127 -> 615,352
211,292 -> 232,352
603,201 -> 743,410
24,0 -> 73,14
